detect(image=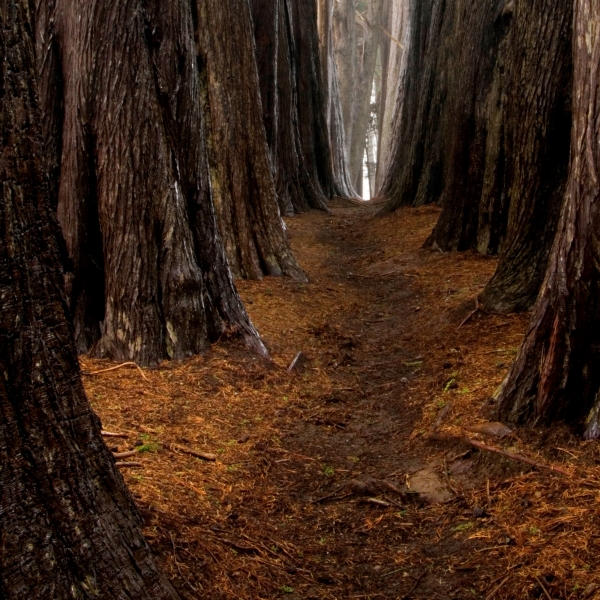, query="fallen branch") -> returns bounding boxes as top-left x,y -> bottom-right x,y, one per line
428,434 -> 571,476
112,450 -> 138,459
115,461 -> 142,468
101,430 -> 129,438
83,361 -> 149,381
287,351 -> 304,372
458,298 -> 481,330
164,442 -> 217,462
